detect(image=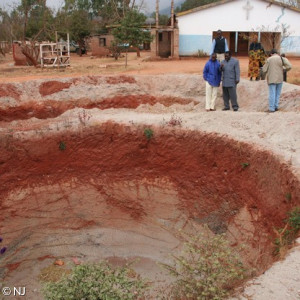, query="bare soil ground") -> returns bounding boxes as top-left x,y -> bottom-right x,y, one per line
0,51 -> 299,300
1,51 -> 300,85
